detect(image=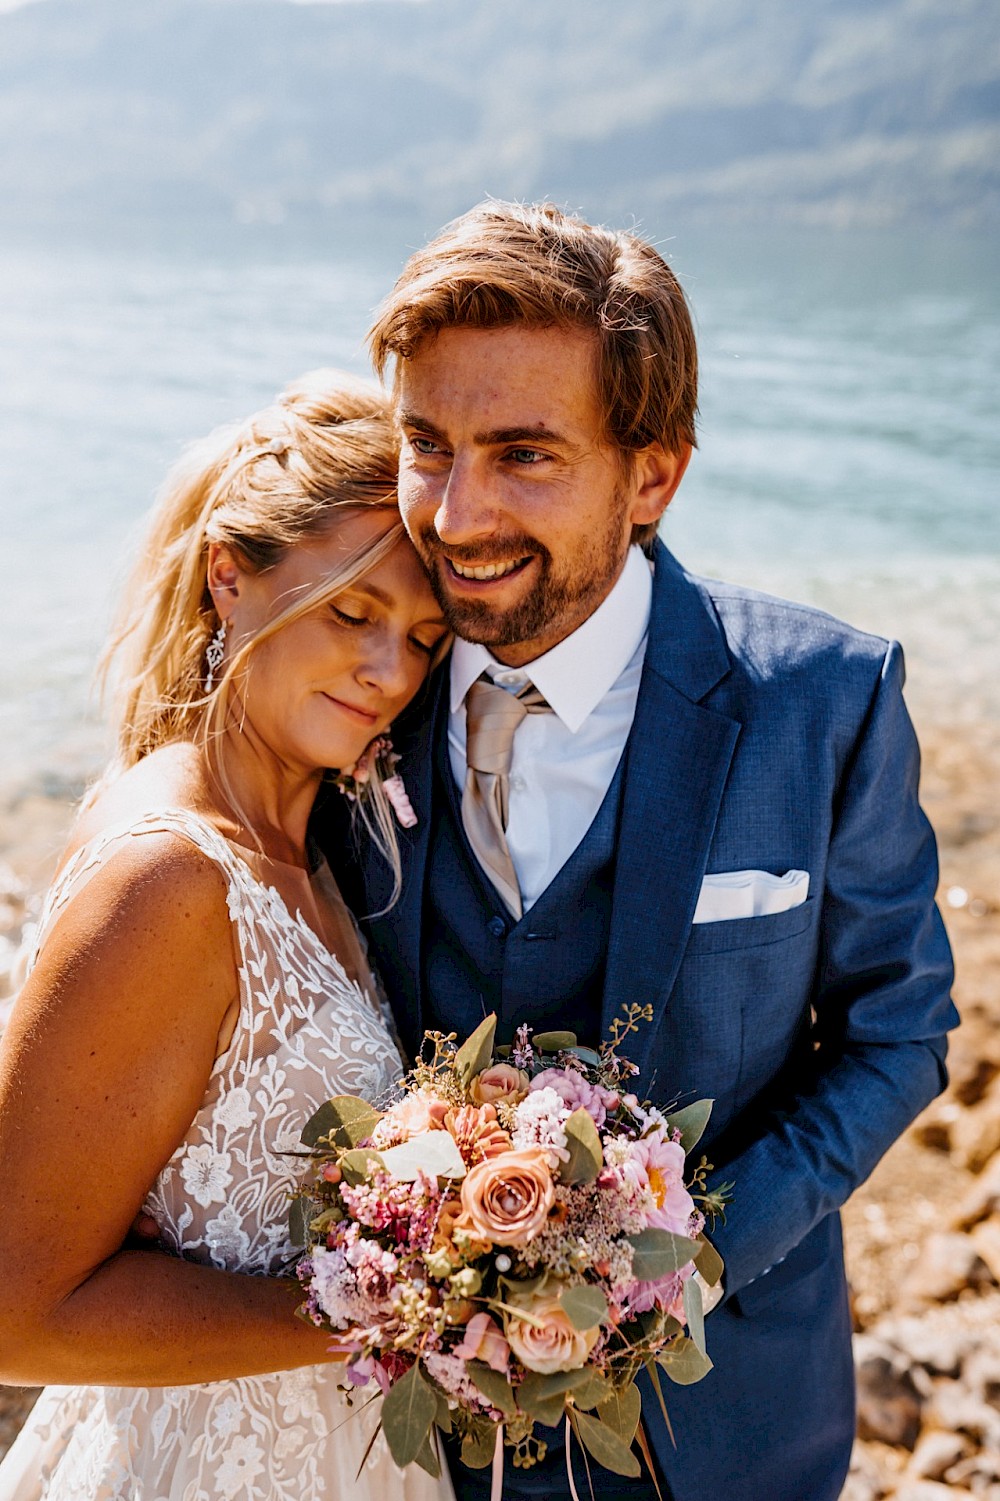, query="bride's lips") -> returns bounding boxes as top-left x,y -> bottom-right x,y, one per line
322,694 -> 379,725
442,555 -> 533,591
